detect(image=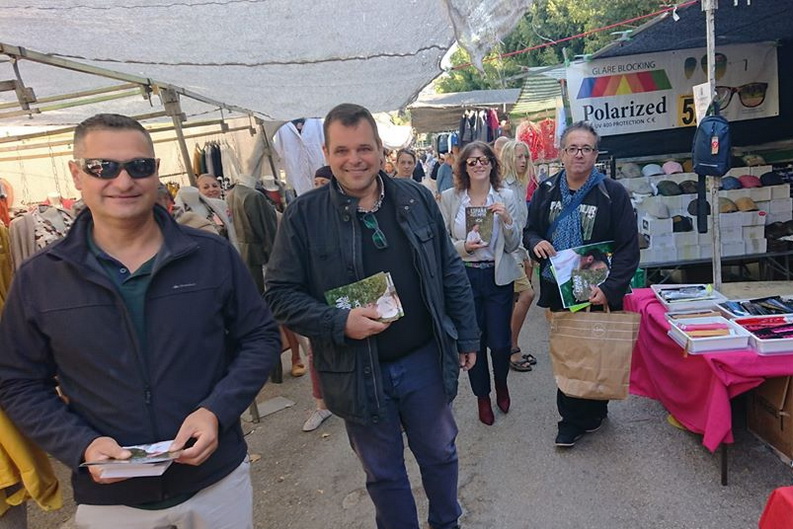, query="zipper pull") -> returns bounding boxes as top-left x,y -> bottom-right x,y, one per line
145,388 -> 152,405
